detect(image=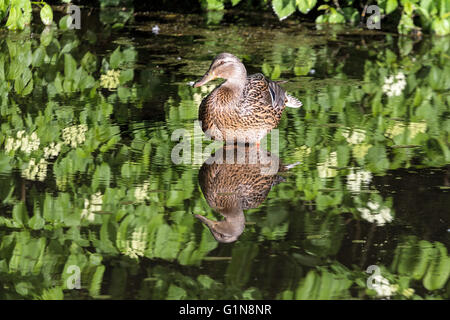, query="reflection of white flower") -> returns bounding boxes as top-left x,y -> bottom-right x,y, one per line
294,145 -> 311,161
358,201 -> 393,226
402,288 -> 414,298
408,122 -> 427,138
347,168 -> 372,193
200,85 -> 215,94
382,72 -> 406,97
43,142 -> 62,159
193,85 -> 216,106
342,129 -> 366,145
62,125 -> 88,148
371,275 -> 397,298
318,152 -> 337,178
386,121 -> 427,139
123,227 -> 147,259
134,181 -> 150,202
193,93 -> 203,107
22,158 -> 47,181
81,192 -> 103,221
386,121 -> 406,138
